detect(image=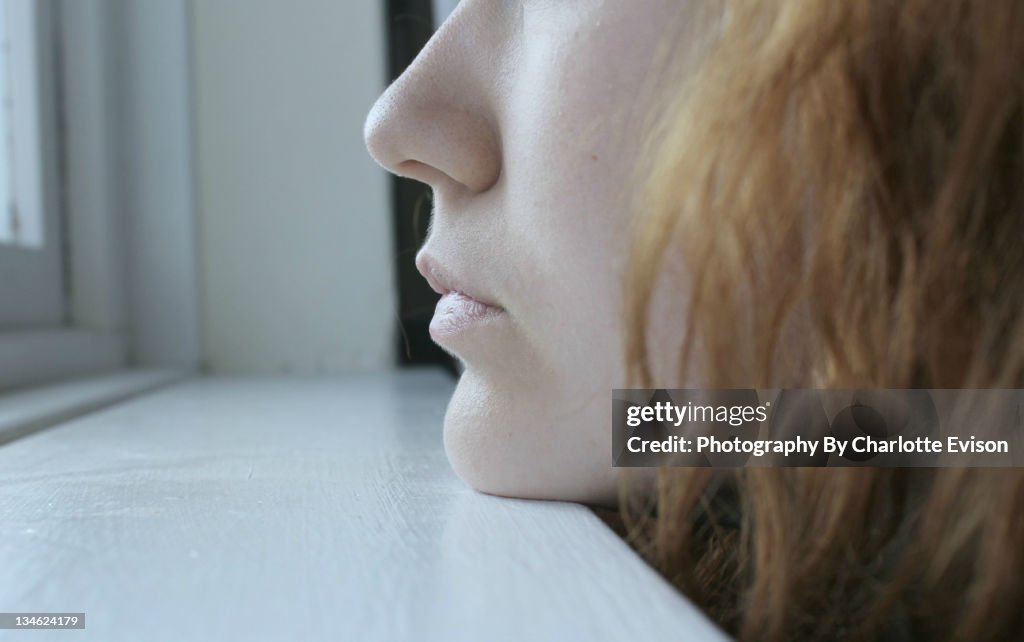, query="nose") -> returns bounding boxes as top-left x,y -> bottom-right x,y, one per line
363,4 -> 503,196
